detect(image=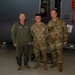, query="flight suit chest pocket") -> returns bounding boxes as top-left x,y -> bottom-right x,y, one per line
18,26 -> 23,31
24,26 -> 29,31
